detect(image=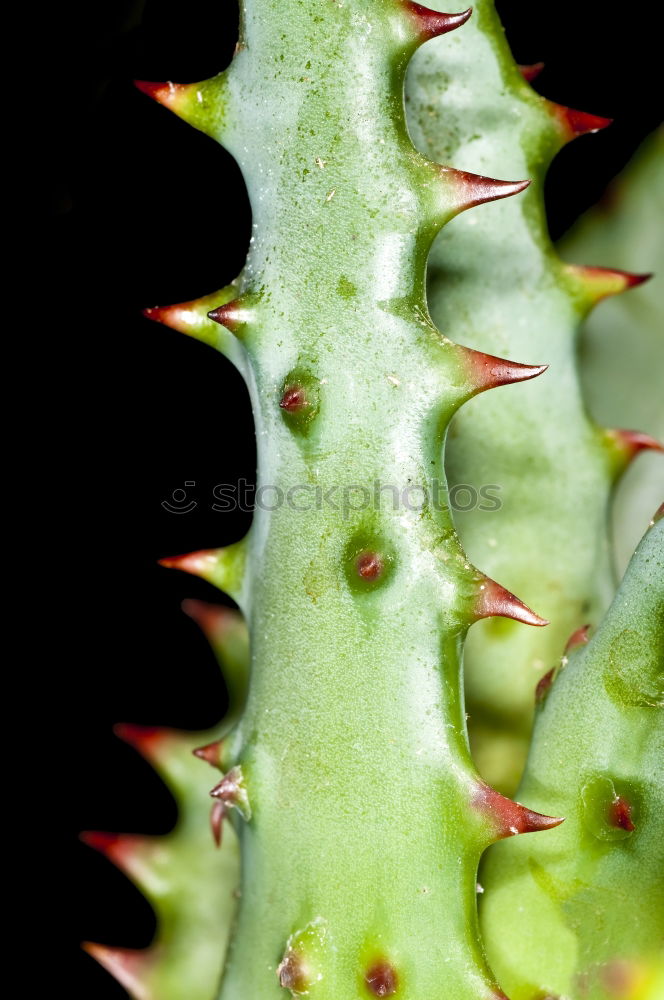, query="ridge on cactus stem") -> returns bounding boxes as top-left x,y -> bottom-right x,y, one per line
406,0 -> 664,795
